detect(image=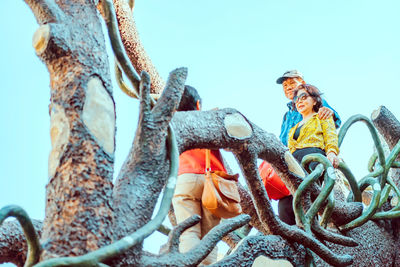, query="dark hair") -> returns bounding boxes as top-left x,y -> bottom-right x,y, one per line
293,84 -> 323,112
177,85 -> 202,111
